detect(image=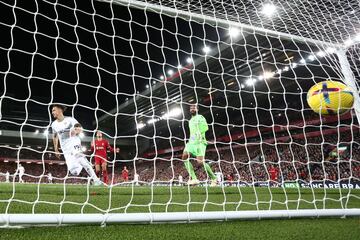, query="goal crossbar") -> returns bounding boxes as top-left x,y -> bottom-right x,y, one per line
99,0 -> 341,49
